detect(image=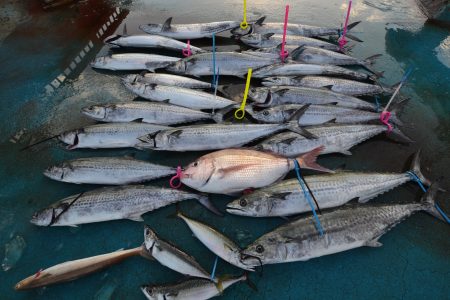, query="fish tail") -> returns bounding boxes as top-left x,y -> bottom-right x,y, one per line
410,150 -> 431,186
420,181 -> 448,223
295,146 -> 333,173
